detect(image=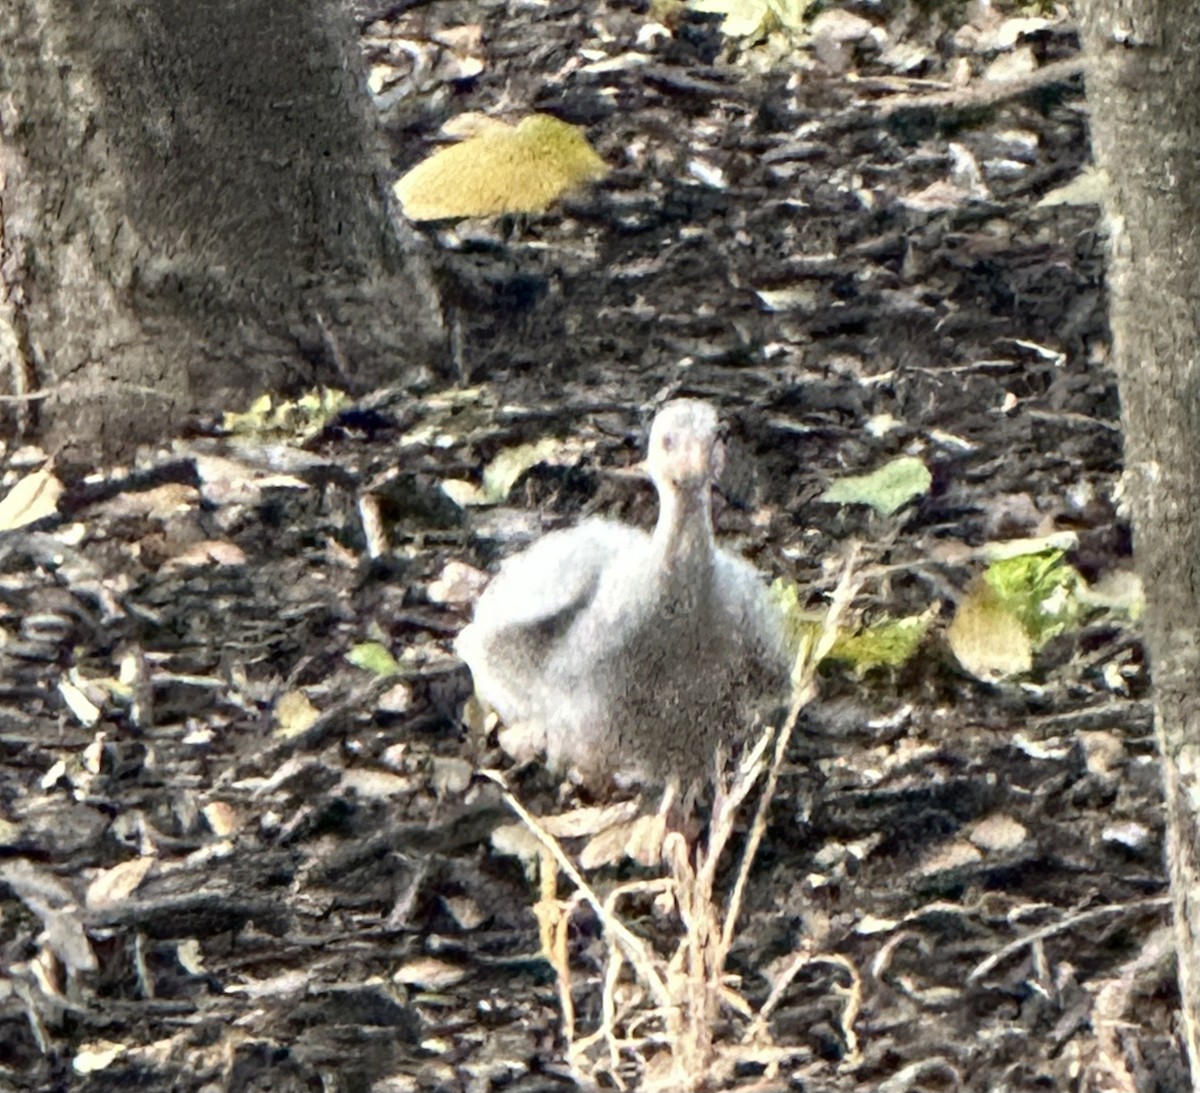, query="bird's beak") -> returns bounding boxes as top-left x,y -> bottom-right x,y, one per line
681,439 -> 705,484
673,434 -> 715,486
